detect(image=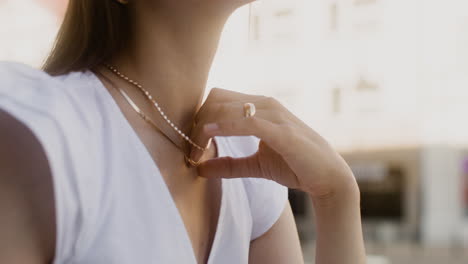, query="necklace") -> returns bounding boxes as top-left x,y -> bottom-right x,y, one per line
104,64 -> 208,167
